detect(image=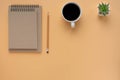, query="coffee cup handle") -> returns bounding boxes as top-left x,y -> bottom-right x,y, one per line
71,22 -> 75,28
